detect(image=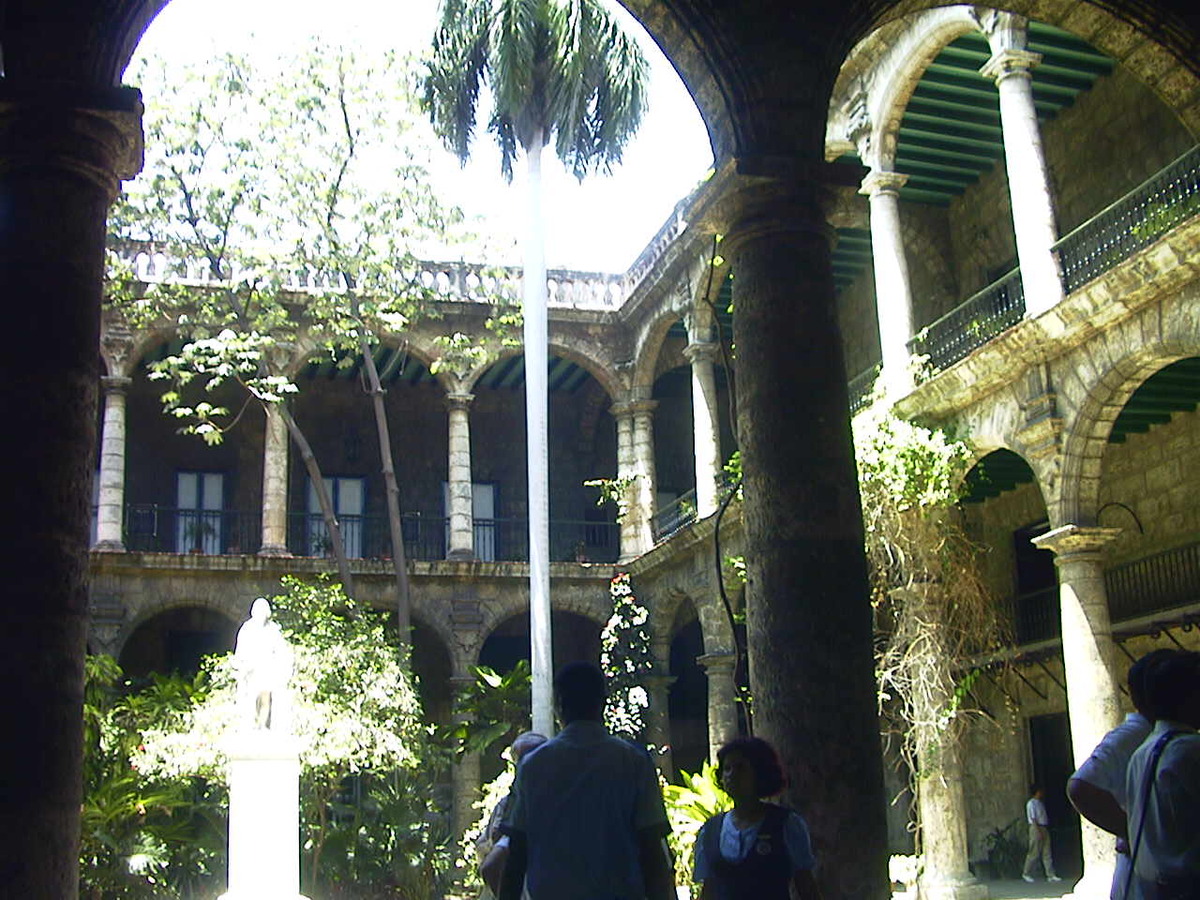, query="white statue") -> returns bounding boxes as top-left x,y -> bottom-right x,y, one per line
233,598 -> 294,732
